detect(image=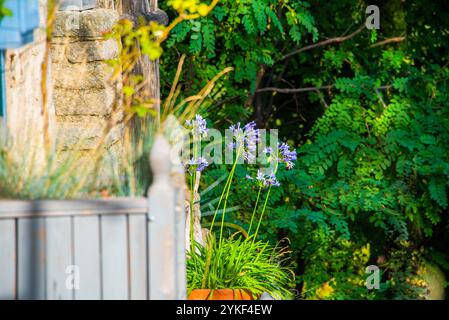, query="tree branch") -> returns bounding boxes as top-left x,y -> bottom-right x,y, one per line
370,36 -> 406,48
314,89 -> 329,109
257,85 -> 333,94
256,84 -> 391,94
374,88 -> 387,109
212,96 -> 240,109
278,25 -> 366,62
245,65 -> 266,109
